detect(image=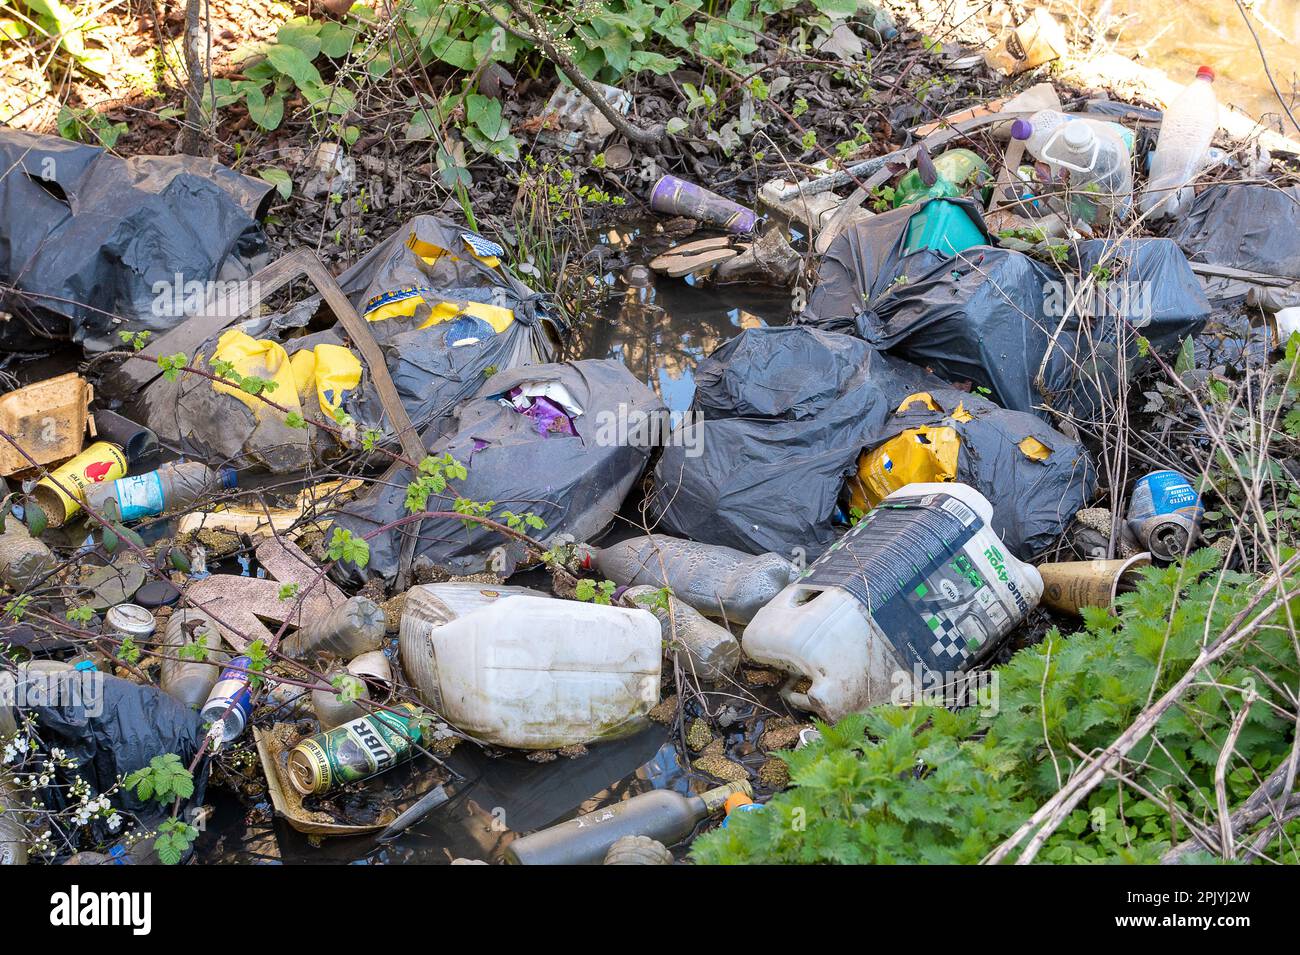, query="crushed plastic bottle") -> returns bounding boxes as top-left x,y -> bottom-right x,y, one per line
622,584 -> 741,683
1140,66 -> 1218,220
581,535 -> 797,625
